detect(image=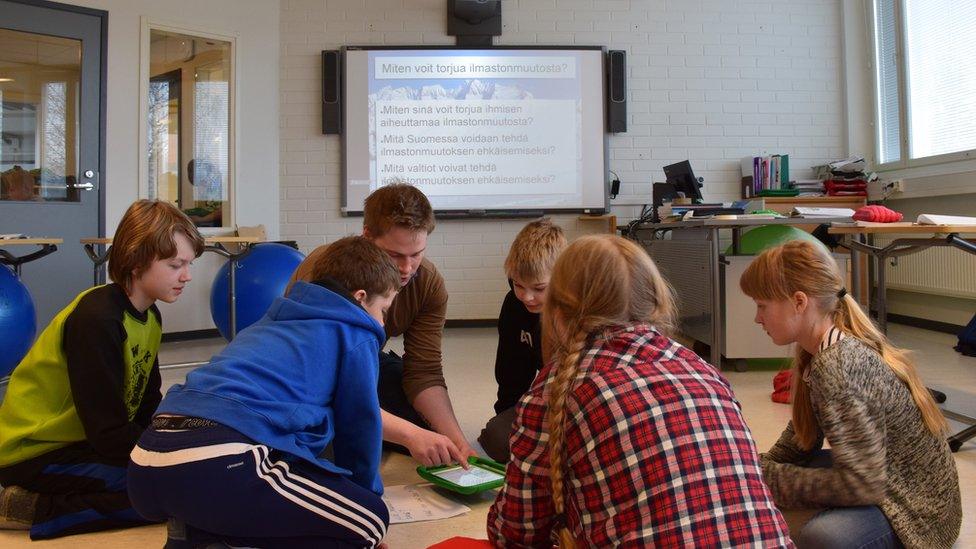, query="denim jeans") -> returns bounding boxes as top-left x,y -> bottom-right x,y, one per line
377,351 -> 430,455
795,450 -> 904,549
